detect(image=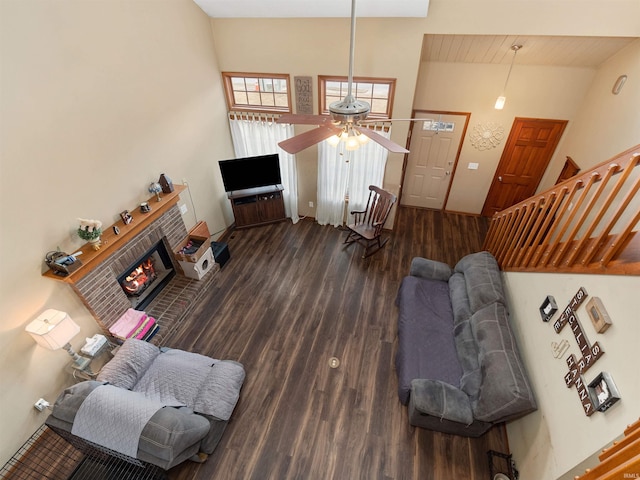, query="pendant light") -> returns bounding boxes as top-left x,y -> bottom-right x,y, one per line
495,44 -> 522,110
